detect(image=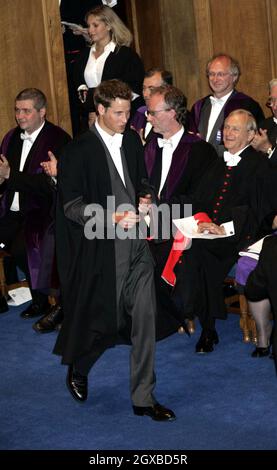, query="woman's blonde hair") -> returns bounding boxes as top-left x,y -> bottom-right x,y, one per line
85,5 -> 132,47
